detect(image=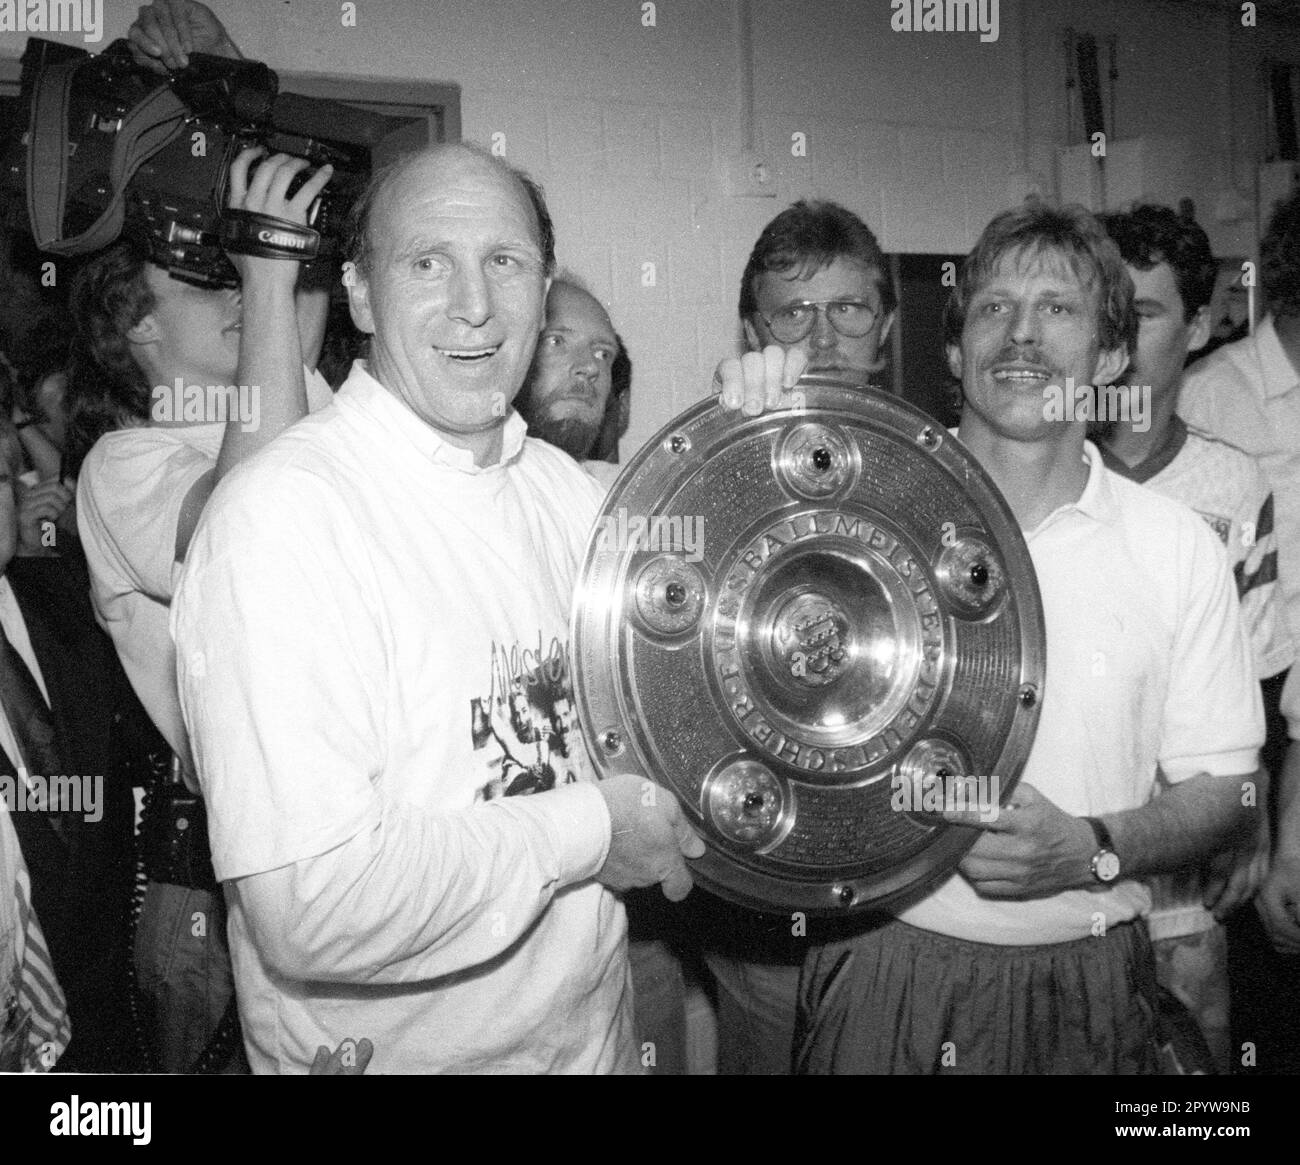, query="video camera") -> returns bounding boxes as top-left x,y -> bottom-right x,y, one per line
1,37 -> 429,287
